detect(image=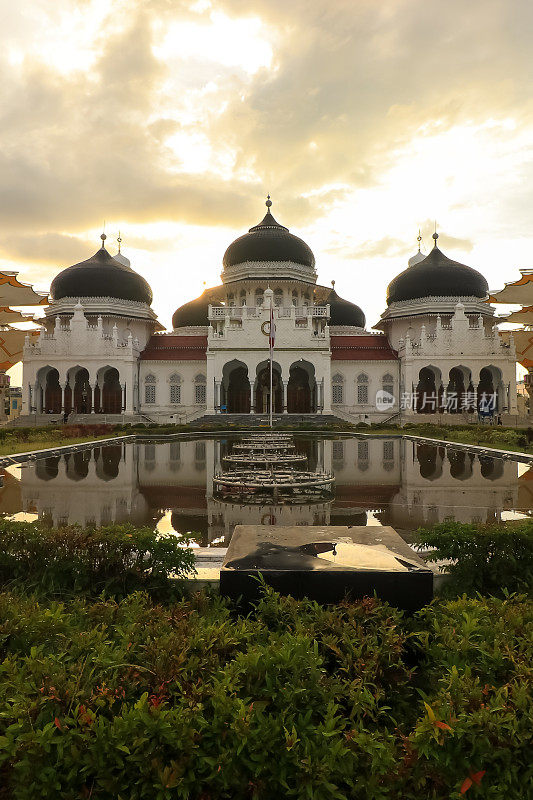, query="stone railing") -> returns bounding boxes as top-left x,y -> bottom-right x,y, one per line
209,304 -> 329,320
